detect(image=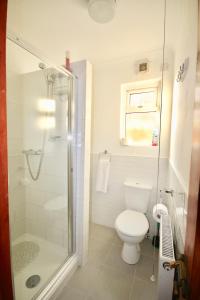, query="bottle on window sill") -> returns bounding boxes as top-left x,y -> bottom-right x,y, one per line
65,50 -> 71,72
152,128 -> 159,146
